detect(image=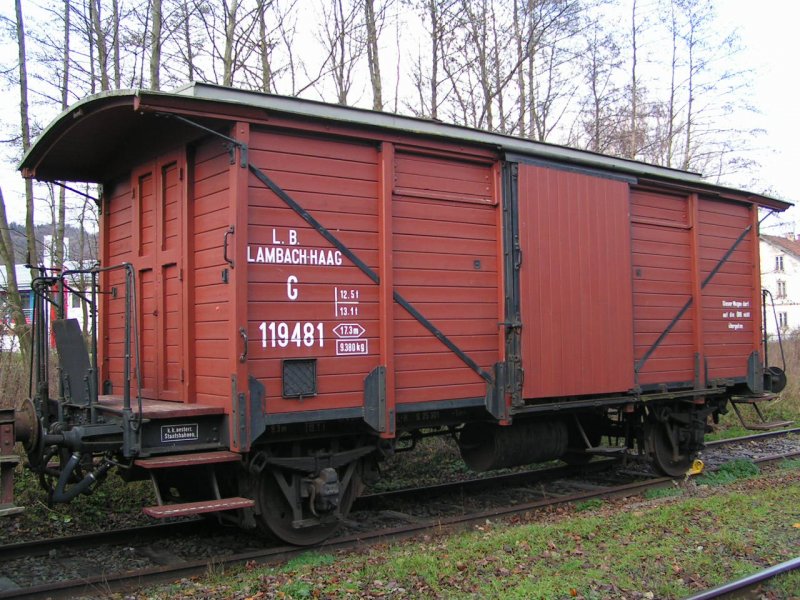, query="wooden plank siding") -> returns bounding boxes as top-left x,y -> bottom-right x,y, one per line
191,141 -> 235,406
245,129 -> 381,414
100,178 -> 132,393
392,150 -> 500,405
631,189 -> 696,385
698,198 -> 759,381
